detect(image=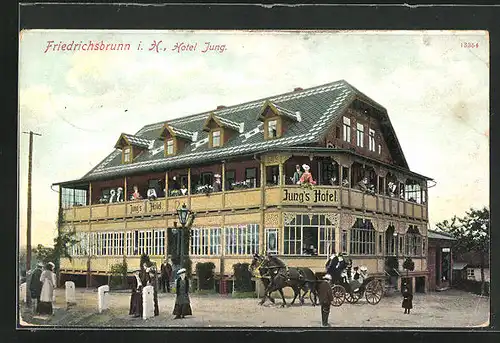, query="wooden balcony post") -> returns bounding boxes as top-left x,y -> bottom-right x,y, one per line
89,182 -> 92,206
278,163 -> 284,186
165,171 -> 169,198
187,168 -> 192,208
260,160 -> 265,207
222,161 -> 226,208
124,177 -> 128,202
